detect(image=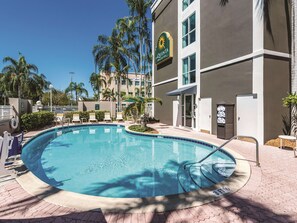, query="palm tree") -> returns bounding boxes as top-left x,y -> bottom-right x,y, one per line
93,28 -> 130,111
125,0 -> 152,95
26,73 -> 51,101
123,96 -> 162,127
291,0 -> 297,93
65,82 -> 88,104
89,72 -> 107,101
2,54 -> 40,115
